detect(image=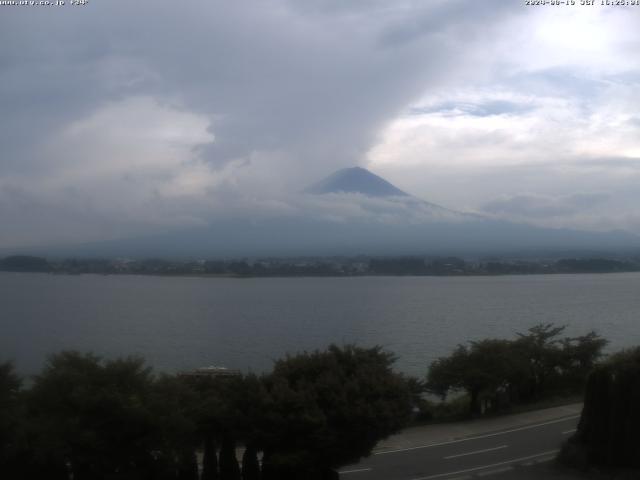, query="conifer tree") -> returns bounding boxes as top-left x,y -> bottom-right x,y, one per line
219,434 -> 241,480
241,443 -> 260,480
202,435 -> 219,480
